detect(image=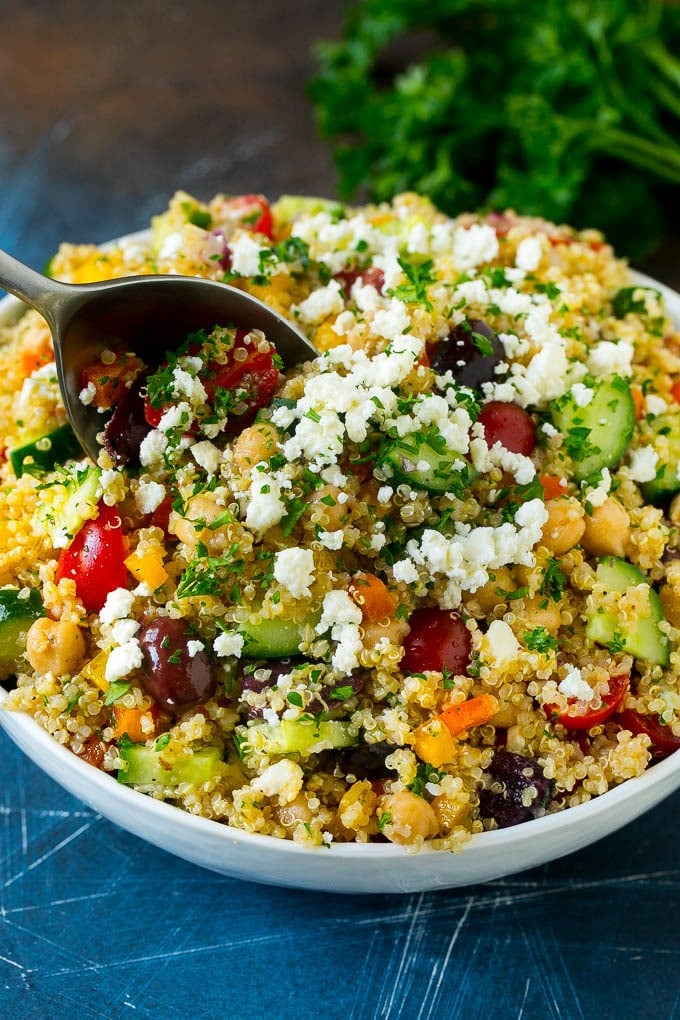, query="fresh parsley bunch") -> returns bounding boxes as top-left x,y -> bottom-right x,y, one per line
309,0 -> 680,255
